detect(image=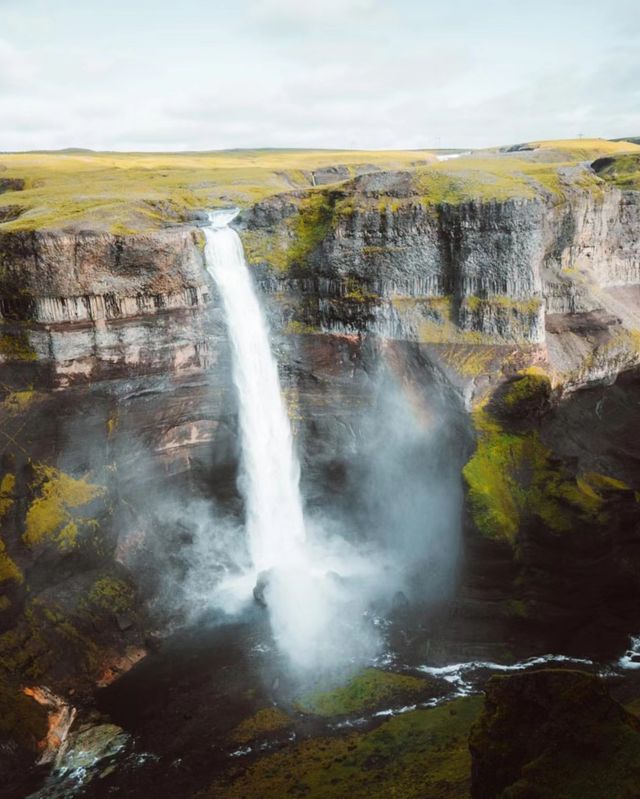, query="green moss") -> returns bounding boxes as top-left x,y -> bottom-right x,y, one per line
0,539 -> 22,585
0,332 -> 37,362
87,577 -> 135,614
23,463 -> 104,550
295,668 -> 427,717
581,471 -> 629,492
0,679 -> 48,749
287,189 -> 340,269
498,368 -> 552,416
506,599 -> 529,618
438,345 -> 500,377
0,473 -> 21,585
283,320 -> 318,335
415,158 -> 565,205
230,707 -> 292,745
462,405 -> 630,544
342,276 -> 379,303
501,369 -> 549,409
462,295 -> 543,316
0,473 -> 16,520
0,596 -> 100,682
625,697 -> 640,718
202,695 -> 483,799
2,388 -> 36,412
241,228 -> 290,271
392,296 -> 497,346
